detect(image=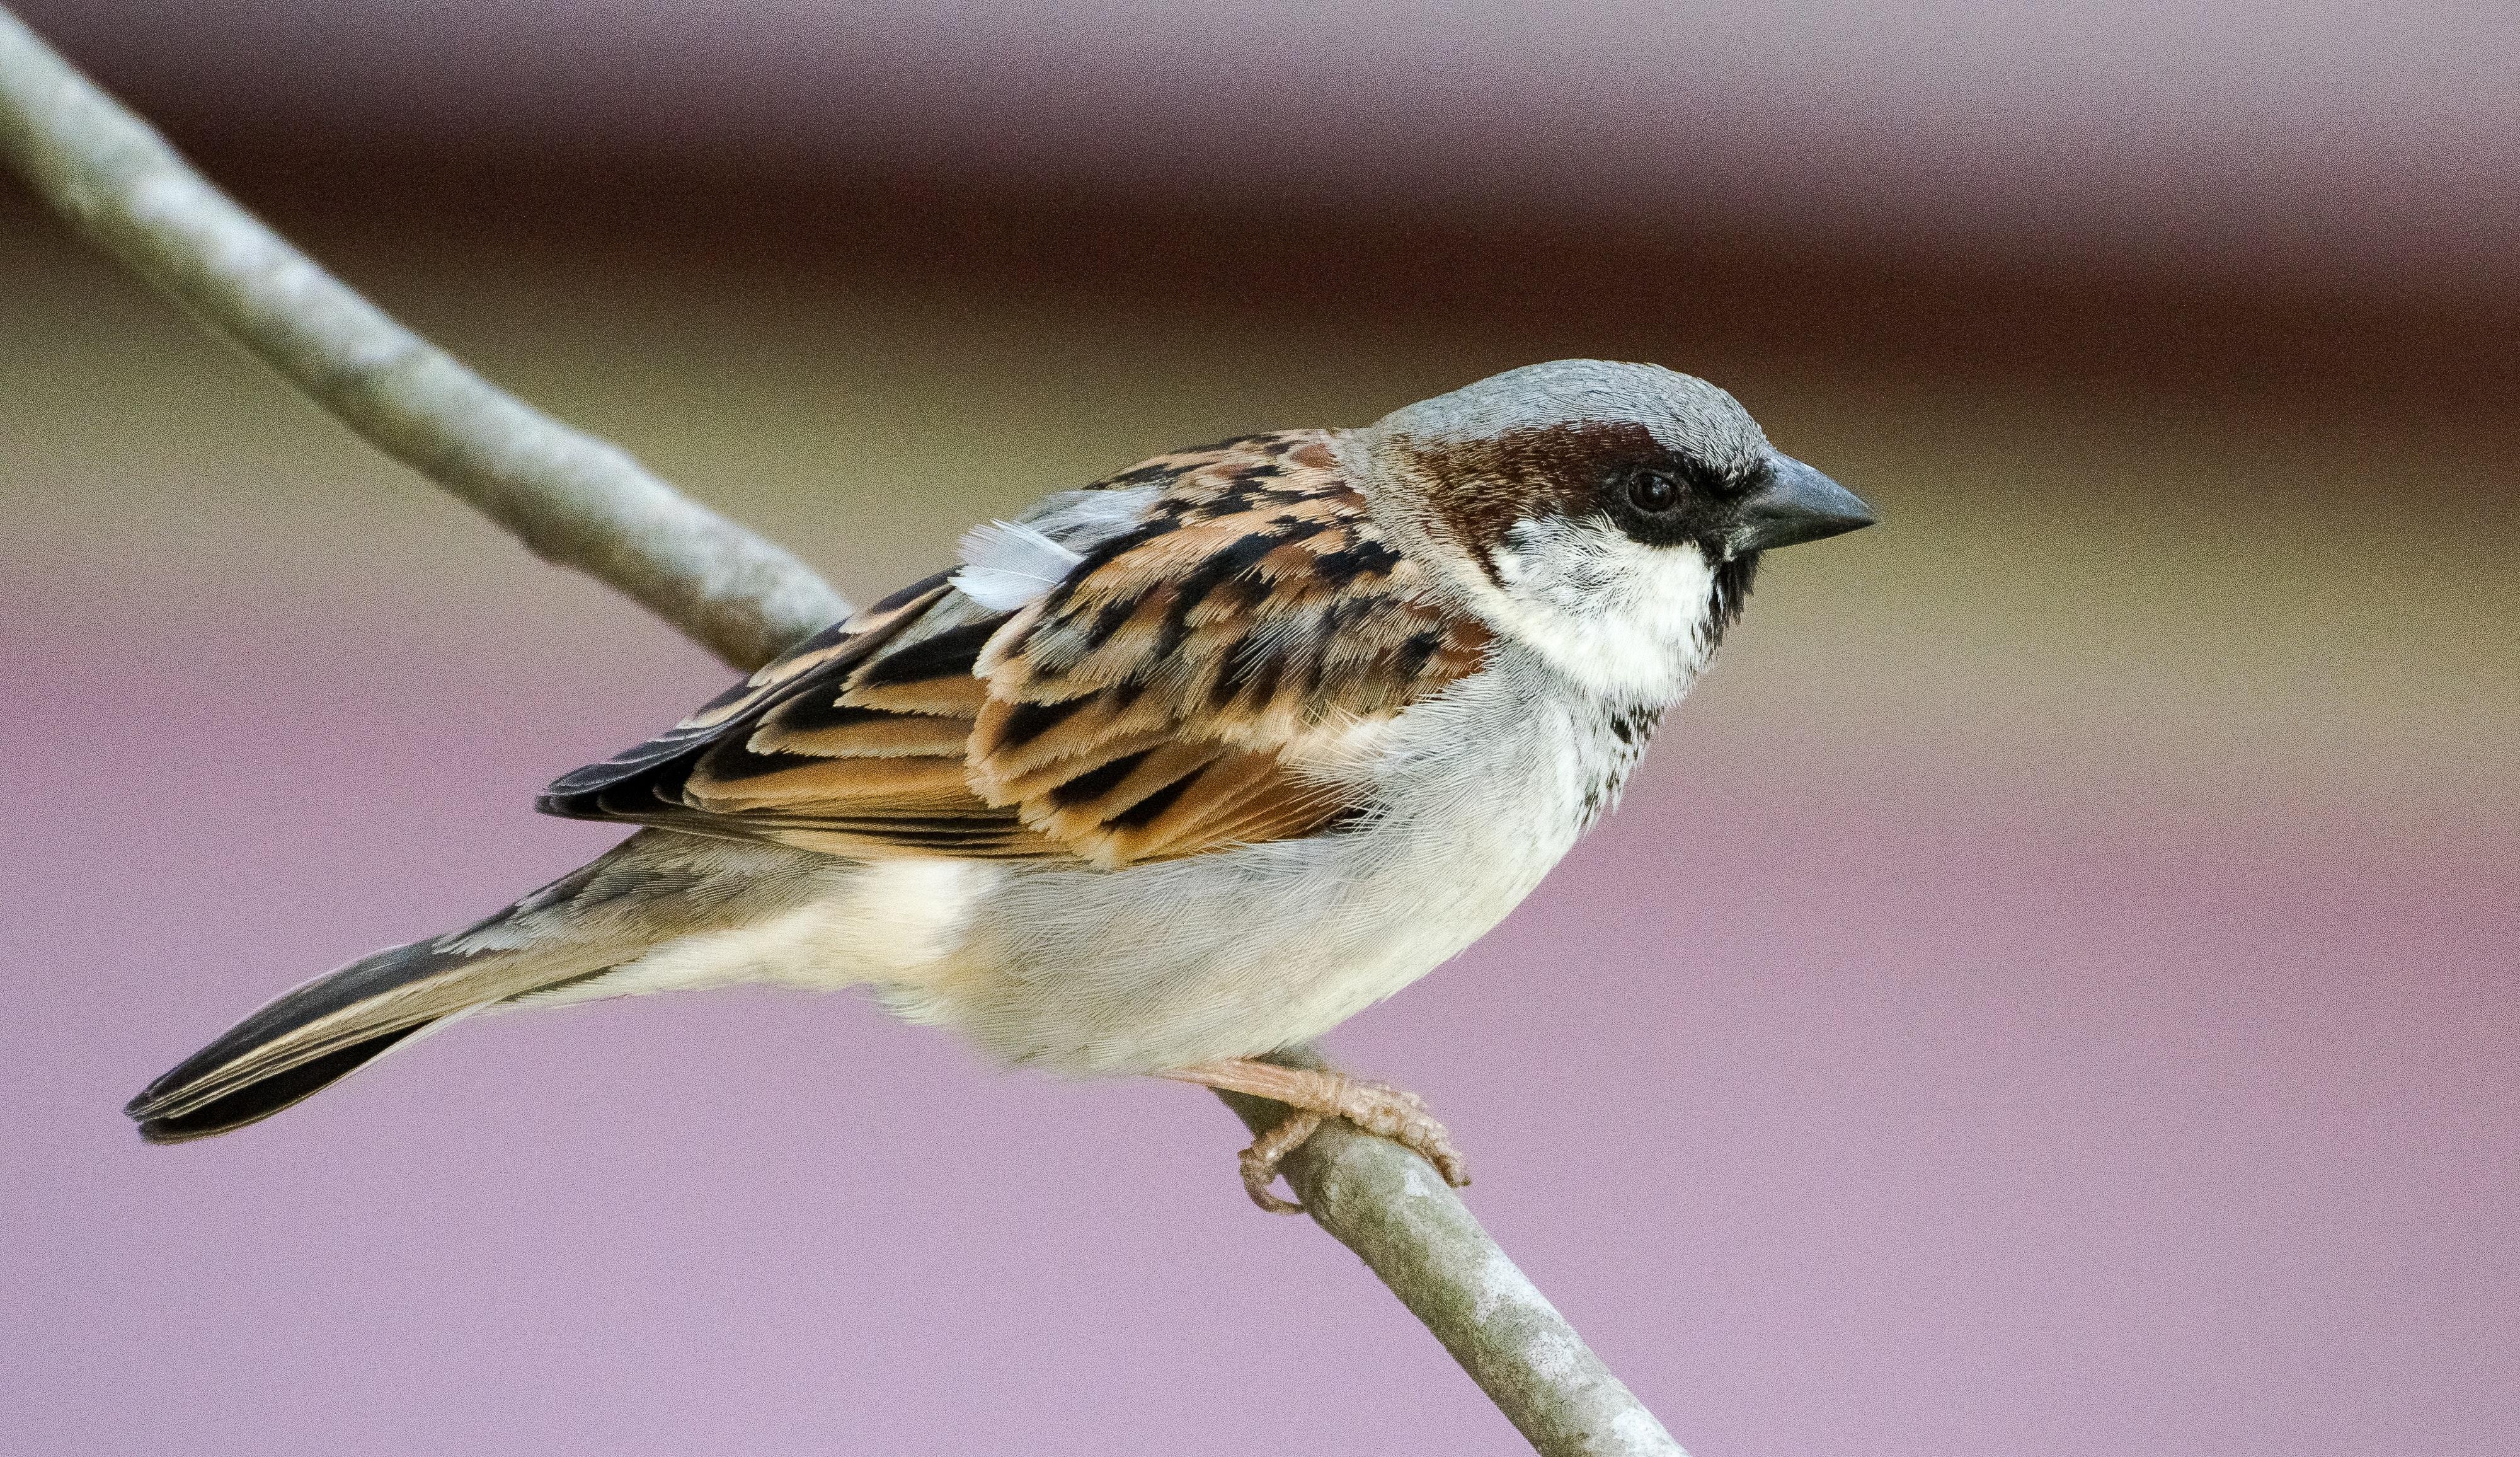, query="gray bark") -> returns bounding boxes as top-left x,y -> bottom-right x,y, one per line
1221,1049 -> 1688,1455
0,8 -> 849,670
